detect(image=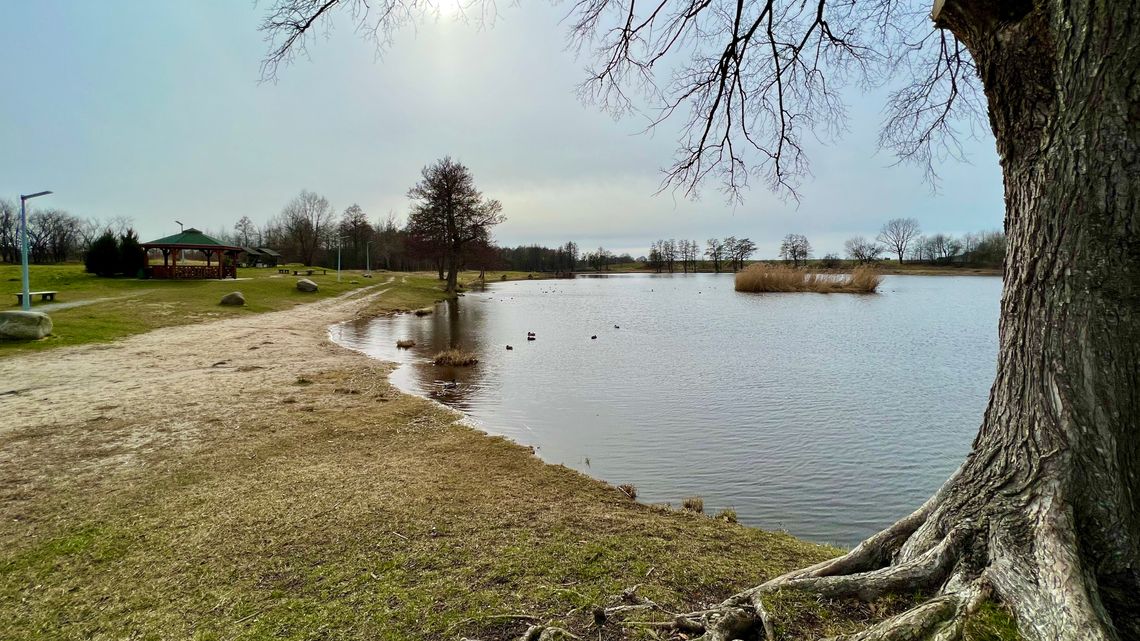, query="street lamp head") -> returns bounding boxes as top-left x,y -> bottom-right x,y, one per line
20,190 -> 52,201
